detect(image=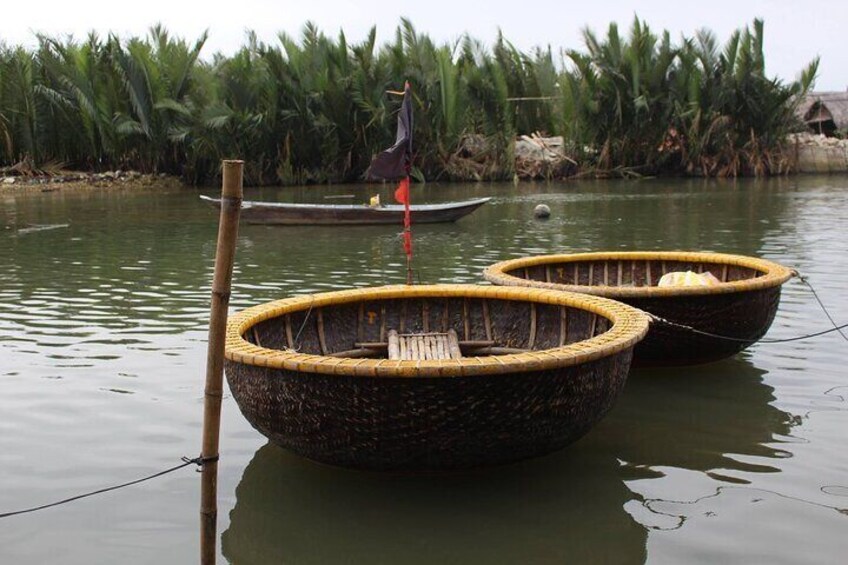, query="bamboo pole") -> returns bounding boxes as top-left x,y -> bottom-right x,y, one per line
200,160 -> 243,565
